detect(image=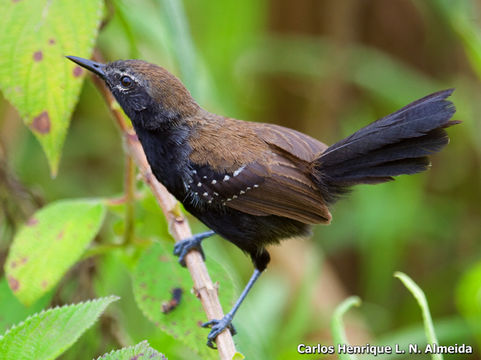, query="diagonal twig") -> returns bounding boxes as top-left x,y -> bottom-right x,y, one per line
90,52 -> 236,360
